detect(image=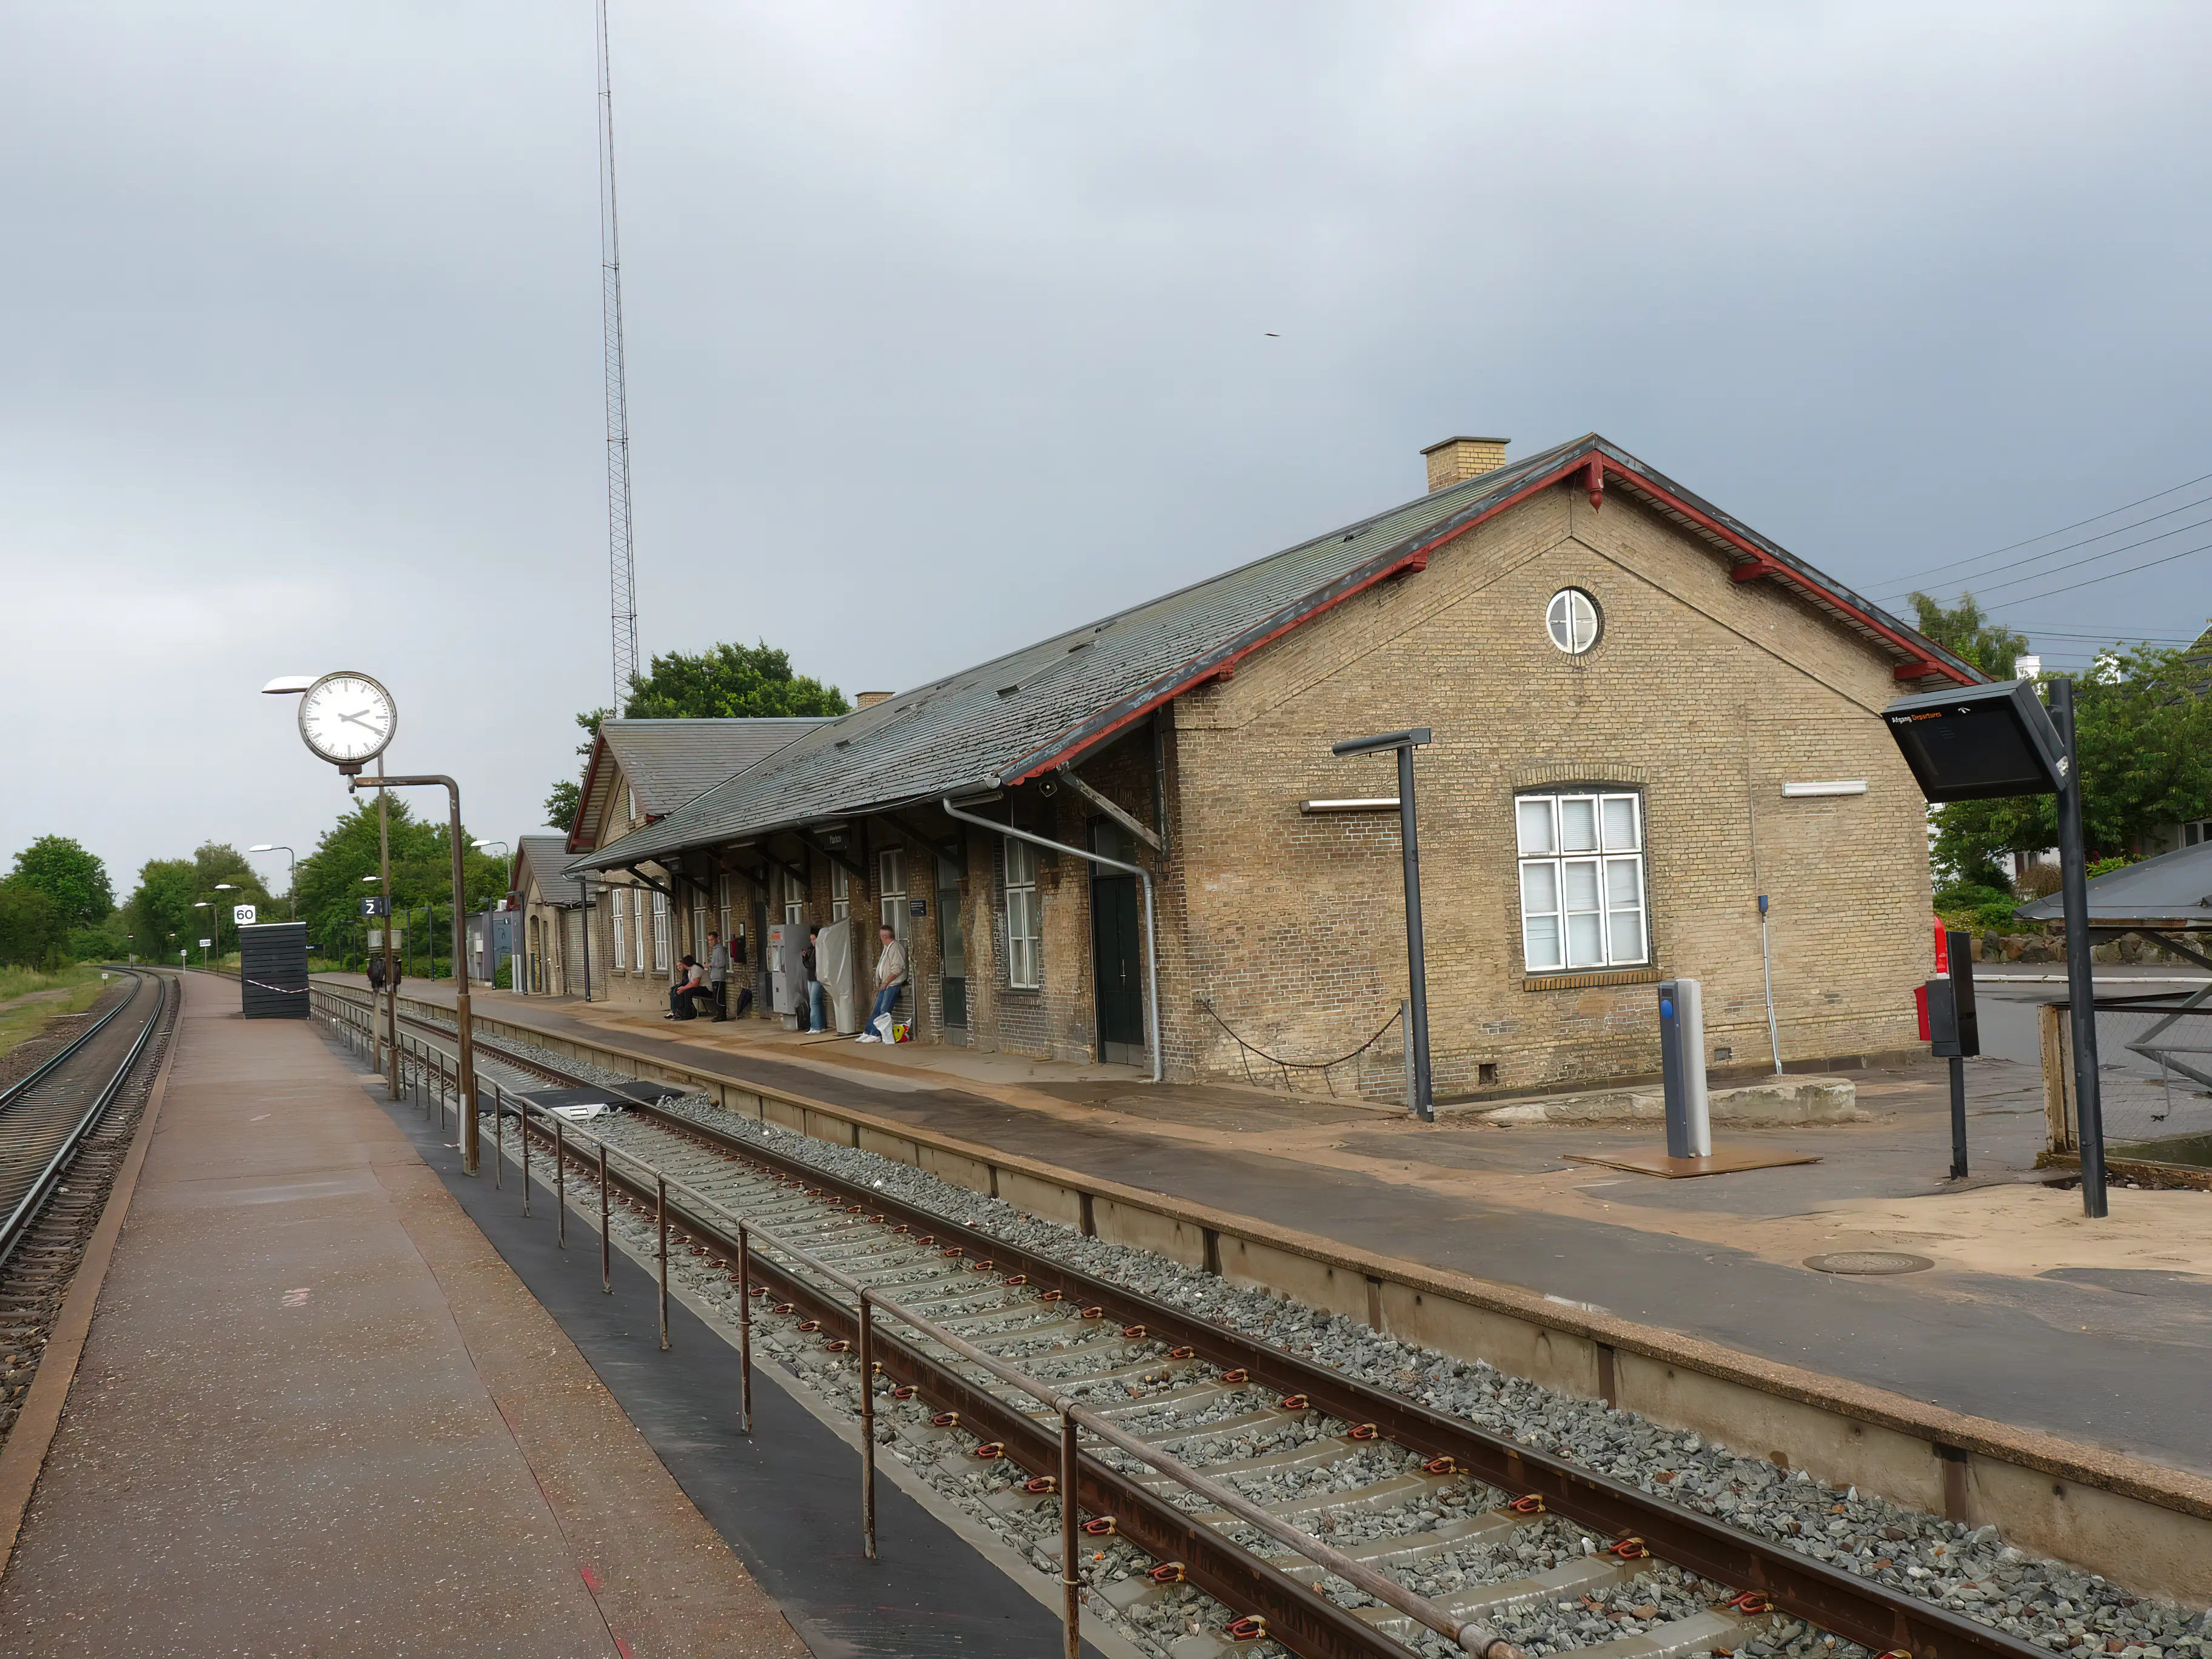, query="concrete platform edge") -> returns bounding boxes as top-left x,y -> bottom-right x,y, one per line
381,988 -> 2212,1602
0,970 -> 180,1580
